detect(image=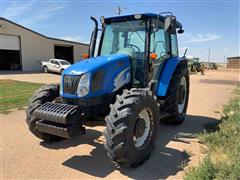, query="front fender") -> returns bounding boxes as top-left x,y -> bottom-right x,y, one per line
155,56 -> 184,97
